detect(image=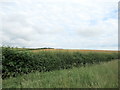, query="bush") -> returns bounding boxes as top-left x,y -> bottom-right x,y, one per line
2,47 -> 118,79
